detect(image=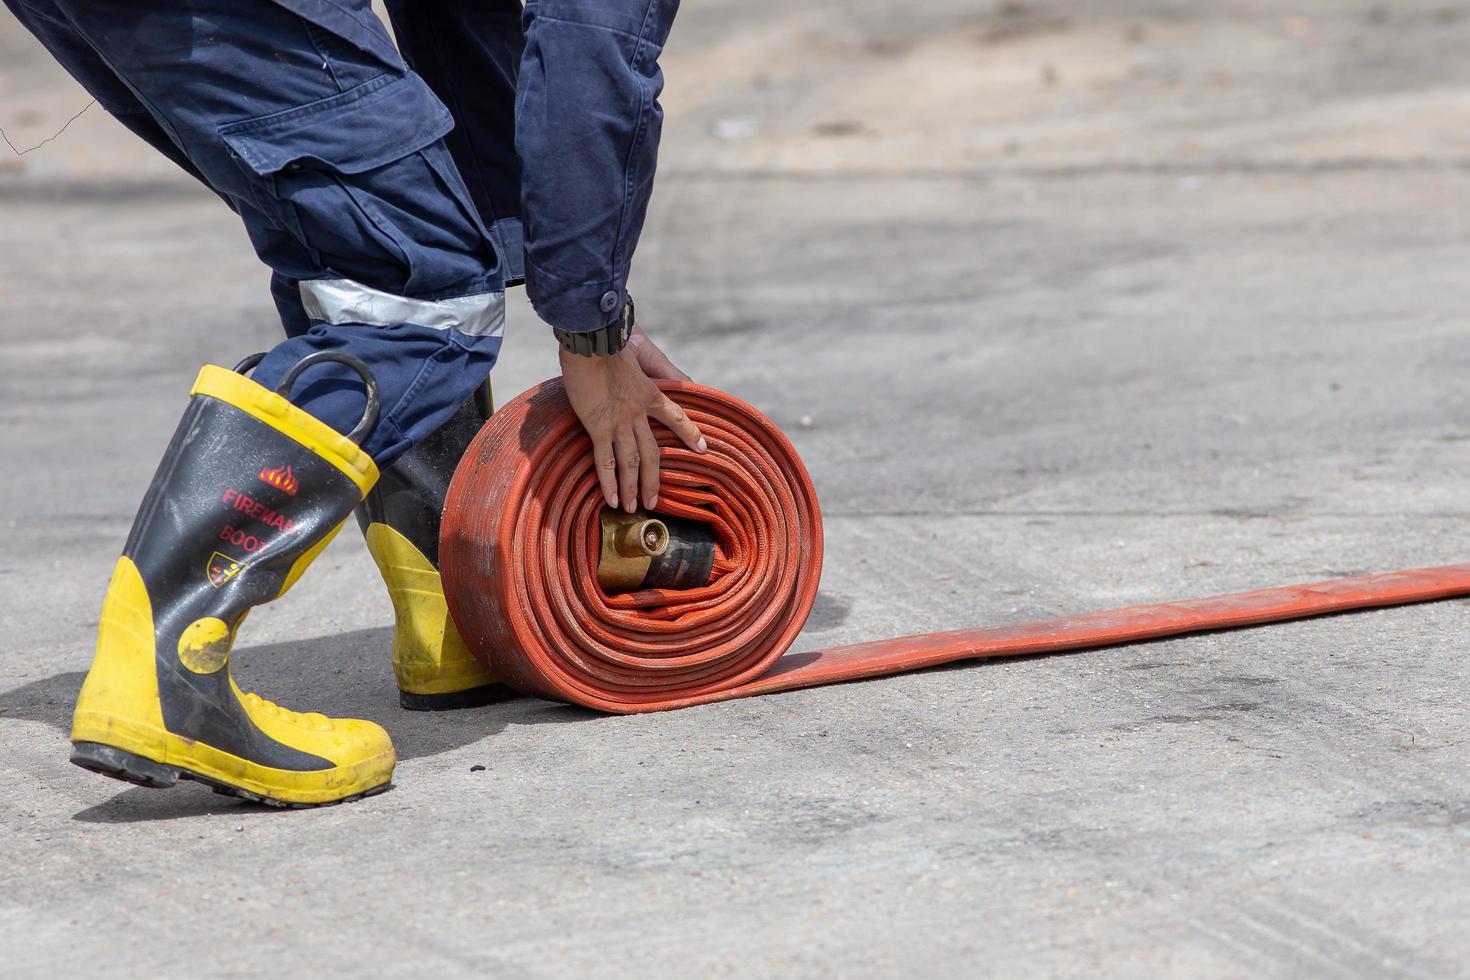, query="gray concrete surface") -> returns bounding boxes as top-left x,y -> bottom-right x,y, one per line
3,1 -> 1469,976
